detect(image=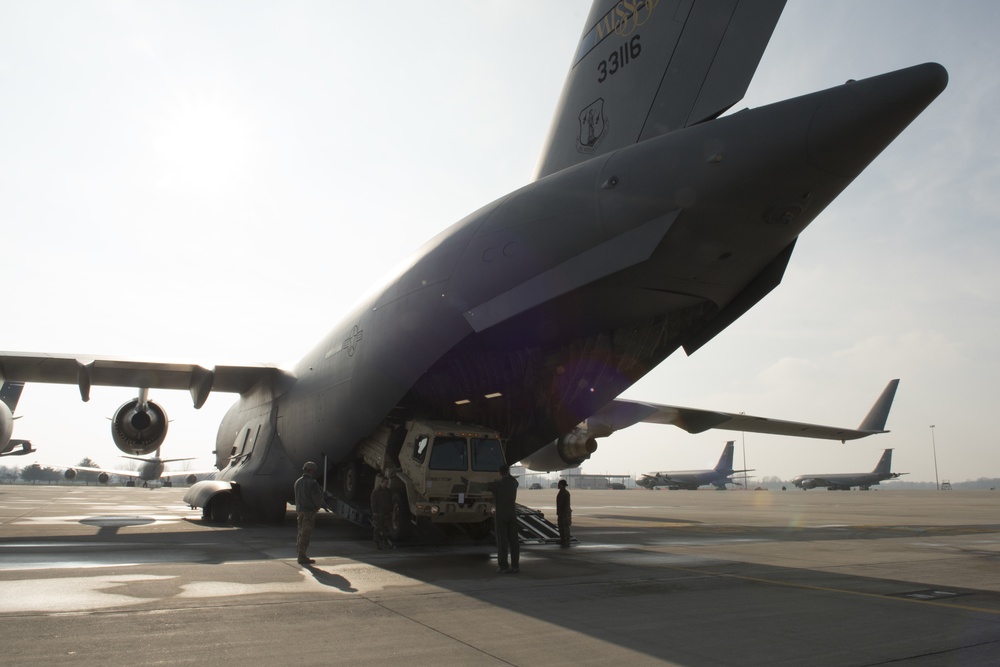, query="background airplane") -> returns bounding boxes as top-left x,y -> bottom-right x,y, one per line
637,441 -> 751,490
791,448 -> 907,490
0,382 -> 34,457
0,1 -> 940,523
60,448 -> 216,487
